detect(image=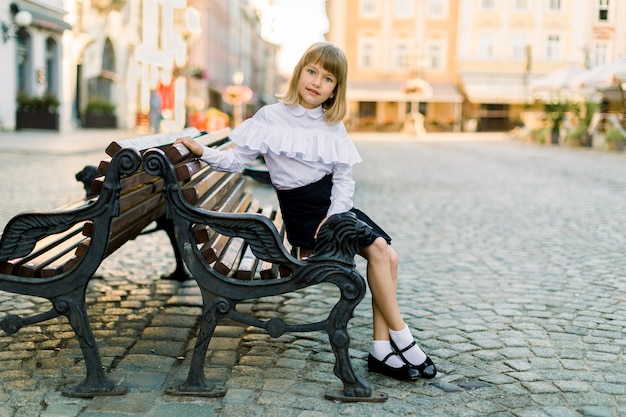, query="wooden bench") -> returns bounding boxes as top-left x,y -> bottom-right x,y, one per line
0,127 -> 212,398
0,127 -> 387,402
